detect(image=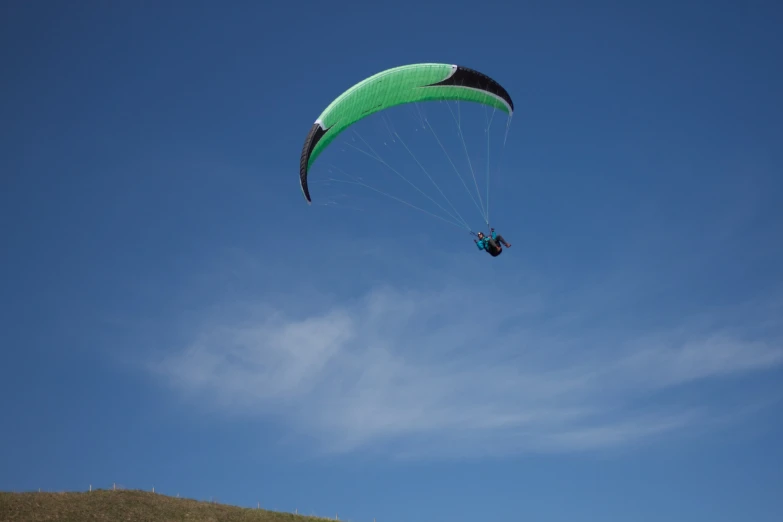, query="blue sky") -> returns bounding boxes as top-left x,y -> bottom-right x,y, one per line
2,1 -> 783,521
